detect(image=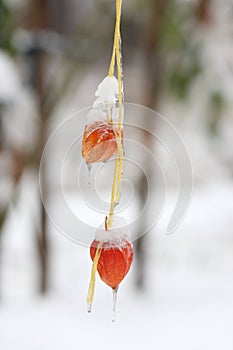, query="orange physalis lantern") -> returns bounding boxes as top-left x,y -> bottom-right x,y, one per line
82,121 -> 120,164
82,76 -> 122,165
87,217 -> 133,321
90,238 -> 133,289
